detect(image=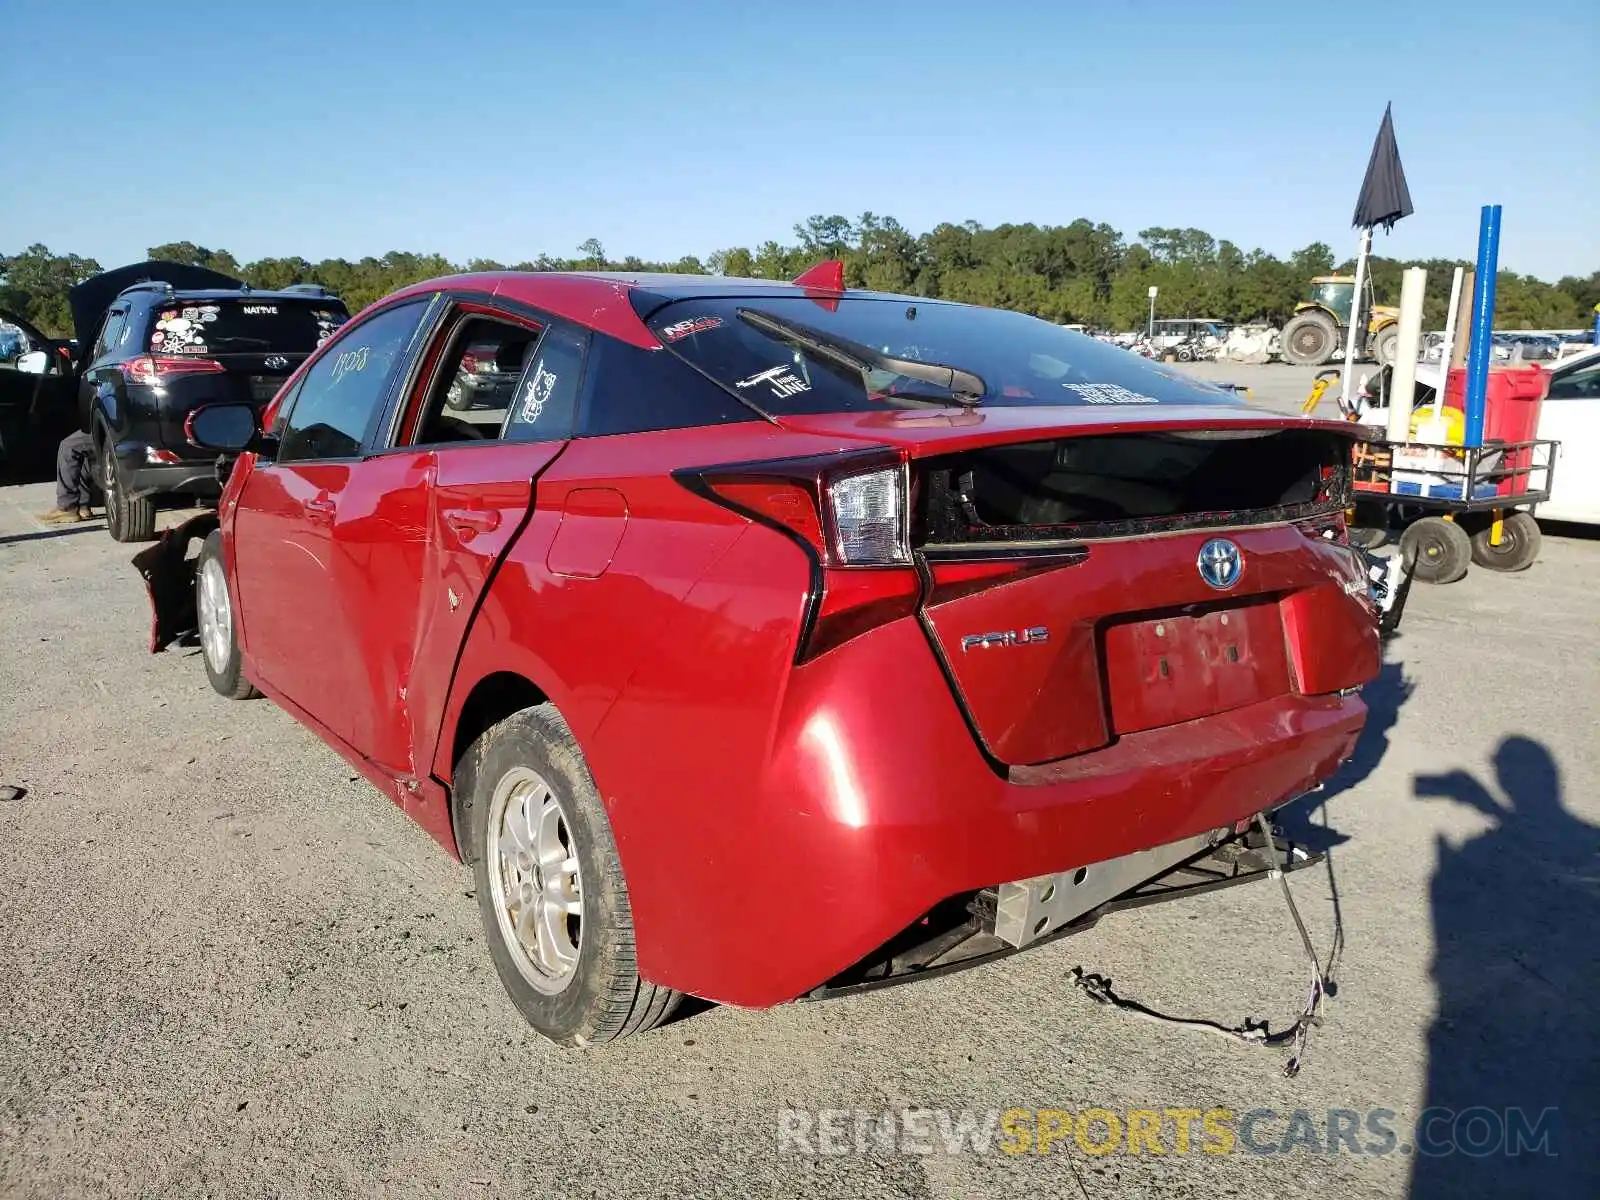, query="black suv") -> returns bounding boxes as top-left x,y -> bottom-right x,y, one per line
72,261 -> 350,541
